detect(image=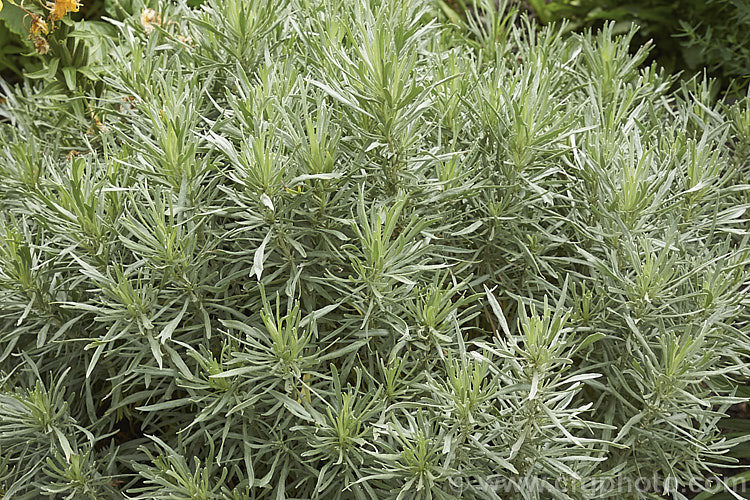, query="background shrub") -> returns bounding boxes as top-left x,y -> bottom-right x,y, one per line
529,0 -> 750,96
0,0 -> 120,84
440,0 -> 750,98
1,0 -> 749,498
0,1 -> 39,82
